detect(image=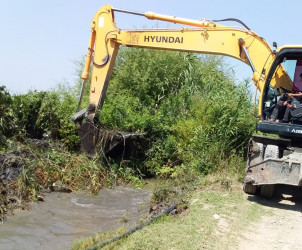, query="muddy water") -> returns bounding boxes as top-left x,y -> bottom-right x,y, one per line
0,187 -> 151,250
